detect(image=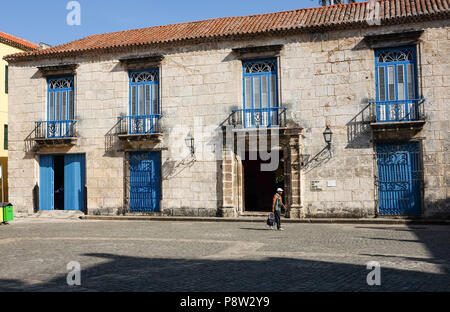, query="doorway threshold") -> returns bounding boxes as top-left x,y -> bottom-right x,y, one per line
33,210 -> 85,219
240,211 -> 270,217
